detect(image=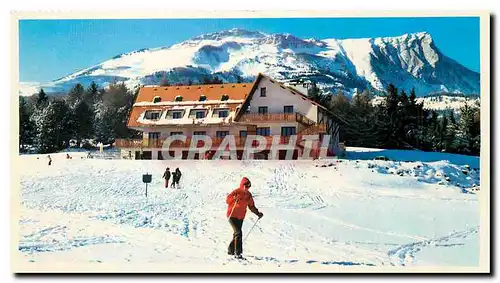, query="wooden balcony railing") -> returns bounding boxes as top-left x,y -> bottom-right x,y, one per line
239,112 -> 316,126
239,113 -> 296,123
298,123 -> 327,136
